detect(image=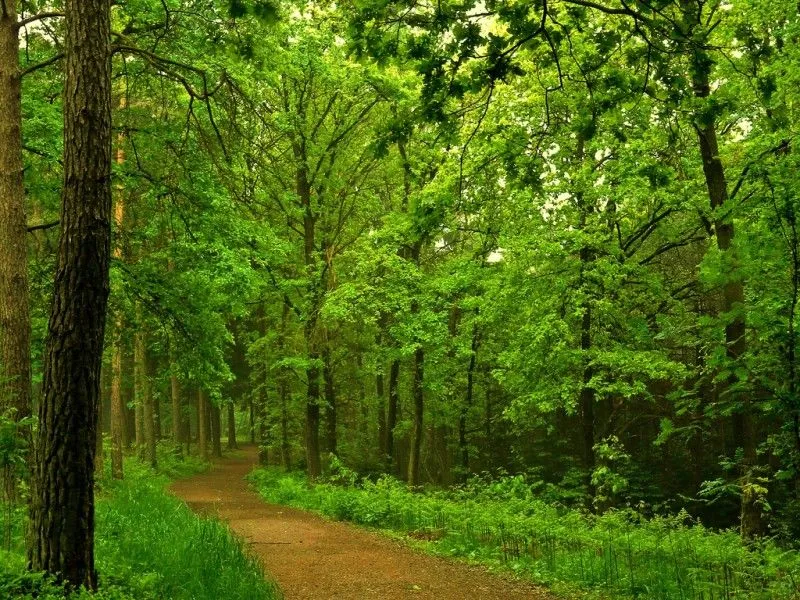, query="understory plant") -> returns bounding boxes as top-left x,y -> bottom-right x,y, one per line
249,467 -> 800,600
